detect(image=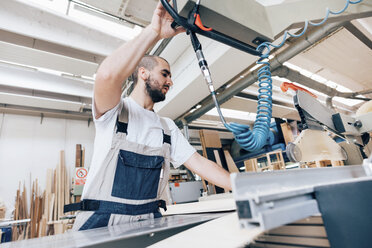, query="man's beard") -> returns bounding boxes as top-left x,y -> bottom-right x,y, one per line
145,76 -> 166,103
